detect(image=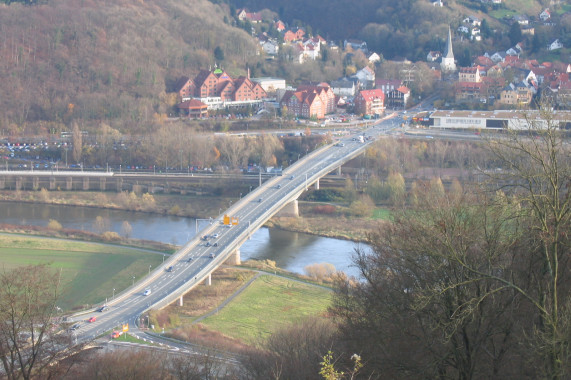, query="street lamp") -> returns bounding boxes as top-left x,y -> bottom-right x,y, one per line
148,265 -> 152,275
239,192 -> 242,199
112,288 -> 115,299
132,276 -> 135,287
